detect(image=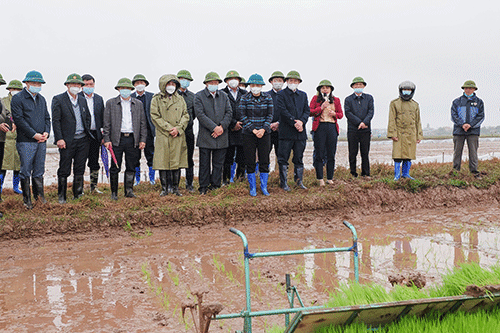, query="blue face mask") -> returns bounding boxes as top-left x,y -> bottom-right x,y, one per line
83,87 -> 94,95
28,85 -> 41,94
120,89 -> 132,99
464,92 -> 474,98
207,84 -> 218,93
402,90 -> 412,95
179,79 -> 190,89
354,88 -> 363,94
